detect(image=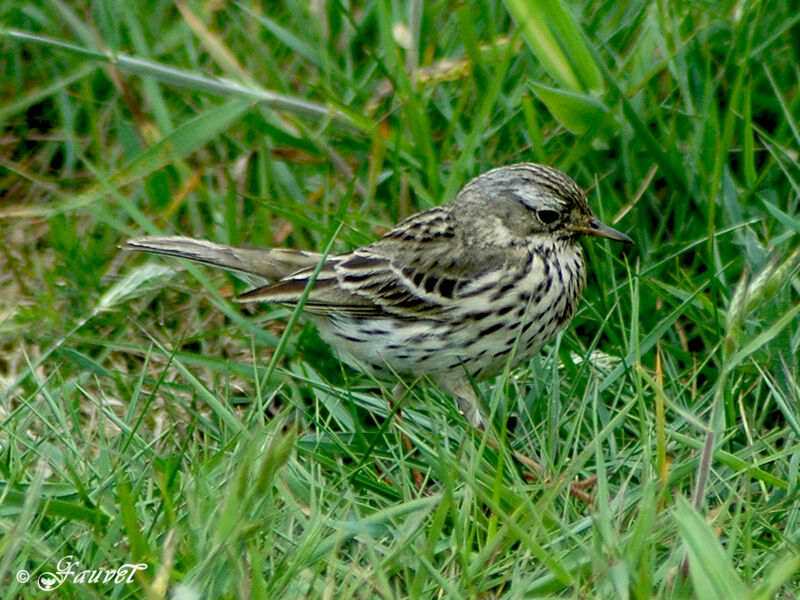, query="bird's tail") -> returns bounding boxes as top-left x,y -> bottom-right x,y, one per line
123,236 -> 321,282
